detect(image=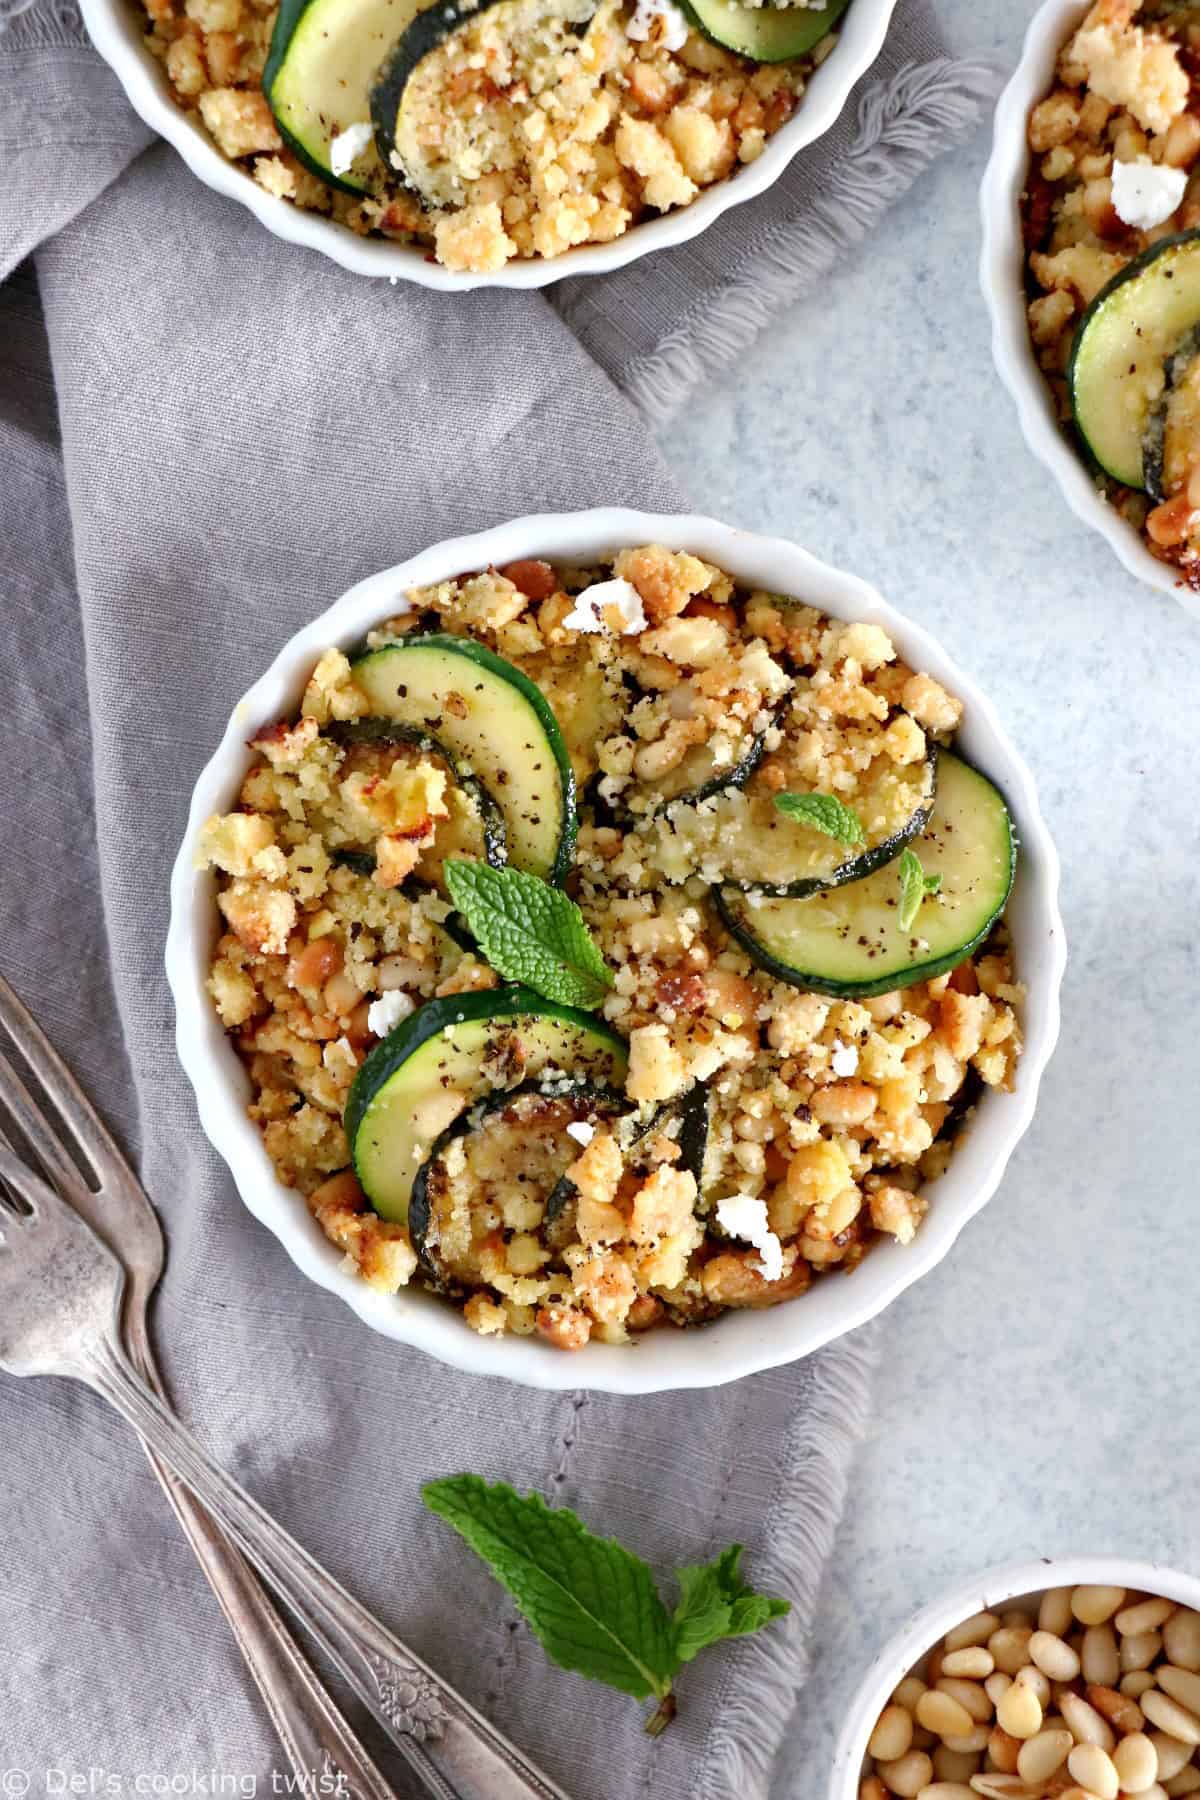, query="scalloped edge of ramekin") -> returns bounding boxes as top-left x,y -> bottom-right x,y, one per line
166,509 -> 1066,1393
79,0 -> 897,291
980,0 -> 1200,620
